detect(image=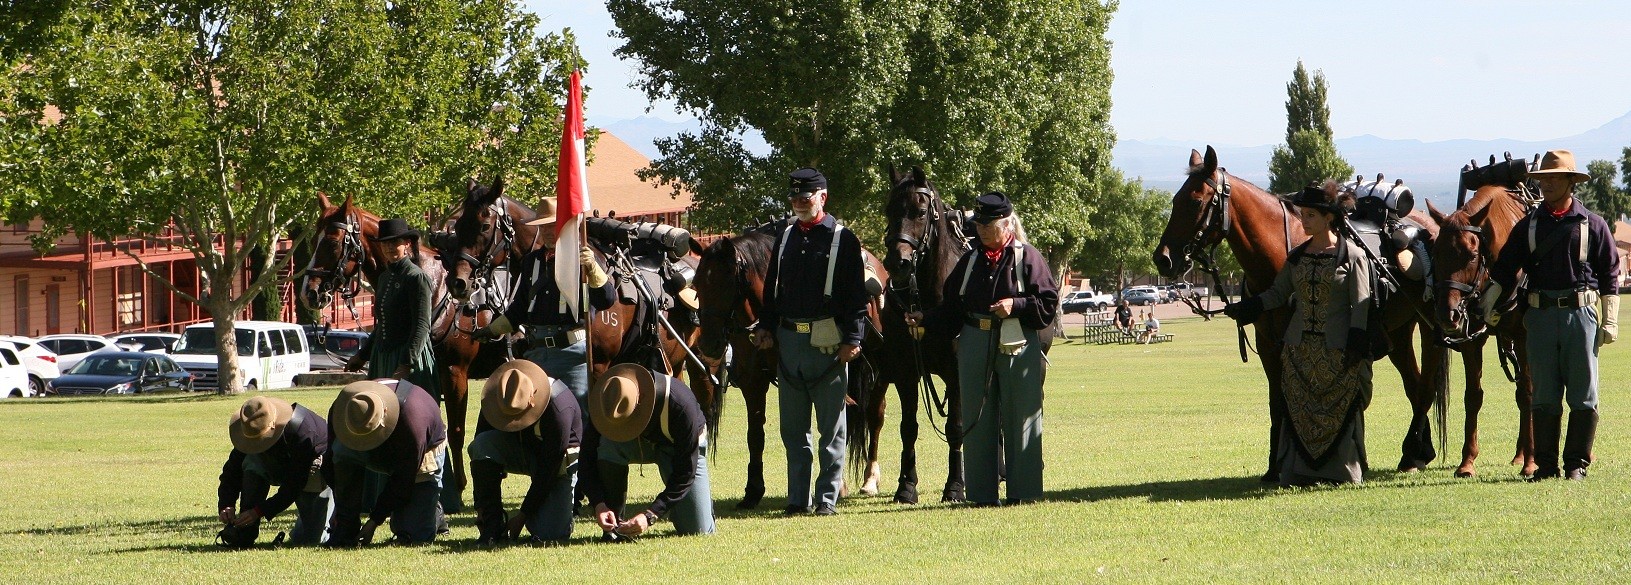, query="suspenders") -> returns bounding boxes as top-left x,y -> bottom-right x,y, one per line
1526,211 -> 1591,276
959,242 -> 1029,297
772,220 -> 848,304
